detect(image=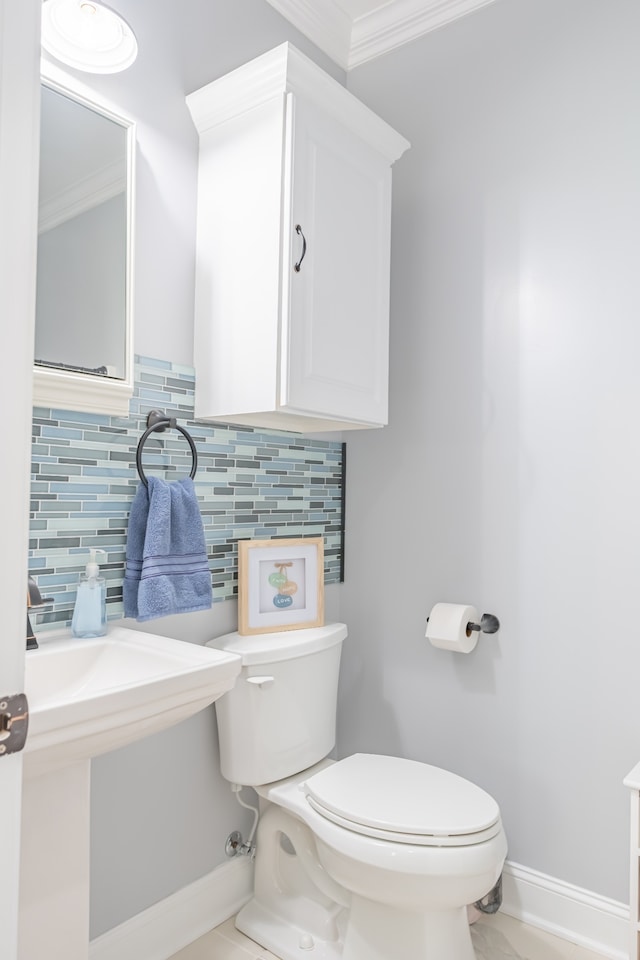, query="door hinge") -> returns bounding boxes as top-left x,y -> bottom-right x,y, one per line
0,694 -> 29,756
